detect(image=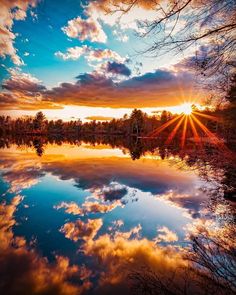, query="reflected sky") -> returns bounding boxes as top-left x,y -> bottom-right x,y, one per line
0,142 -> 220,294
